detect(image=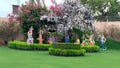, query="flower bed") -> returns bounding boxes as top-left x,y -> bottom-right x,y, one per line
8,41 -> 51,51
